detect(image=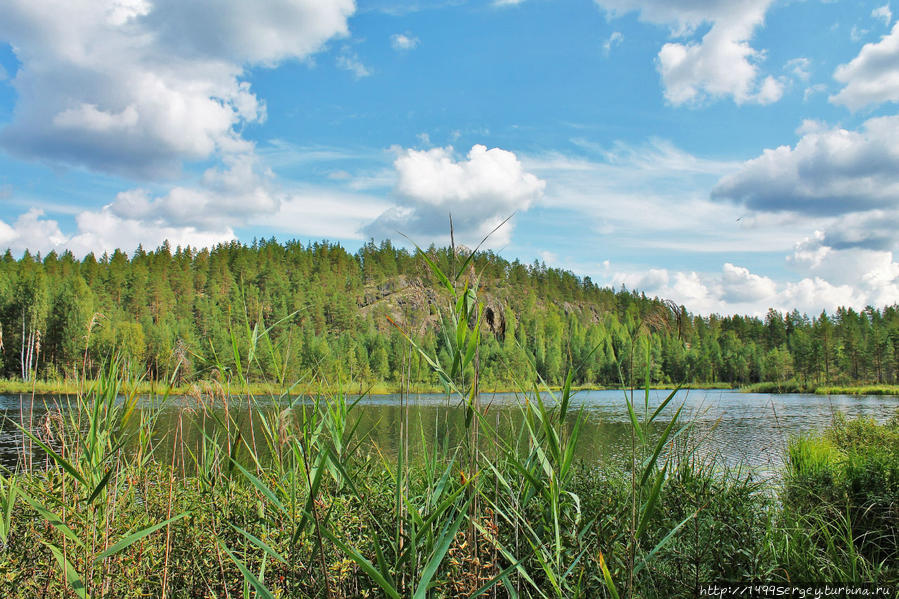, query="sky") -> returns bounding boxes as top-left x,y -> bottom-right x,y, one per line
0,0 -> 898,316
